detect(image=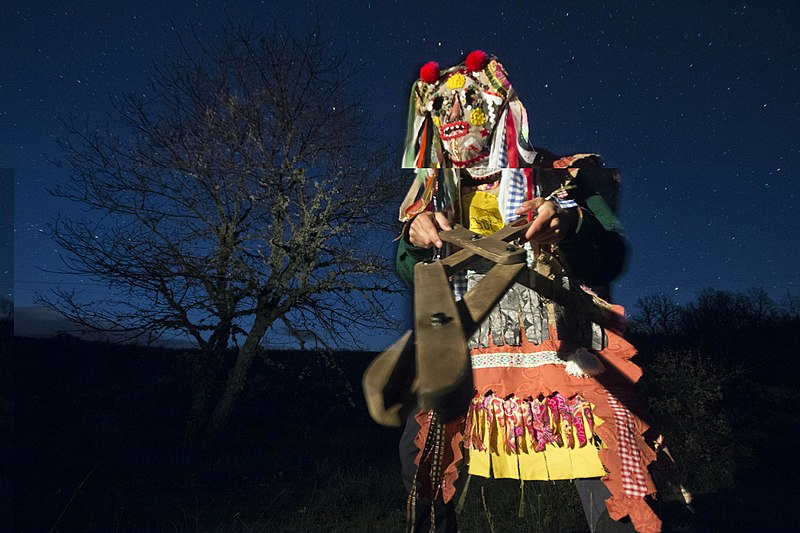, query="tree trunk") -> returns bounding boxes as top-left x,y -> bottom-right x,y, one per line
202,310 -> 274,436
185,348 -> 225,441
